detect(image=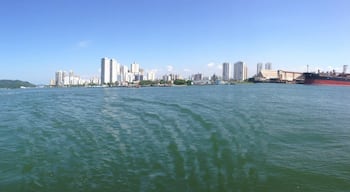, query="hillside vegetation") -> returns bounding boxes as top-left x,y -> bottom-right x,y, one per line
0,80 -> 36,89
